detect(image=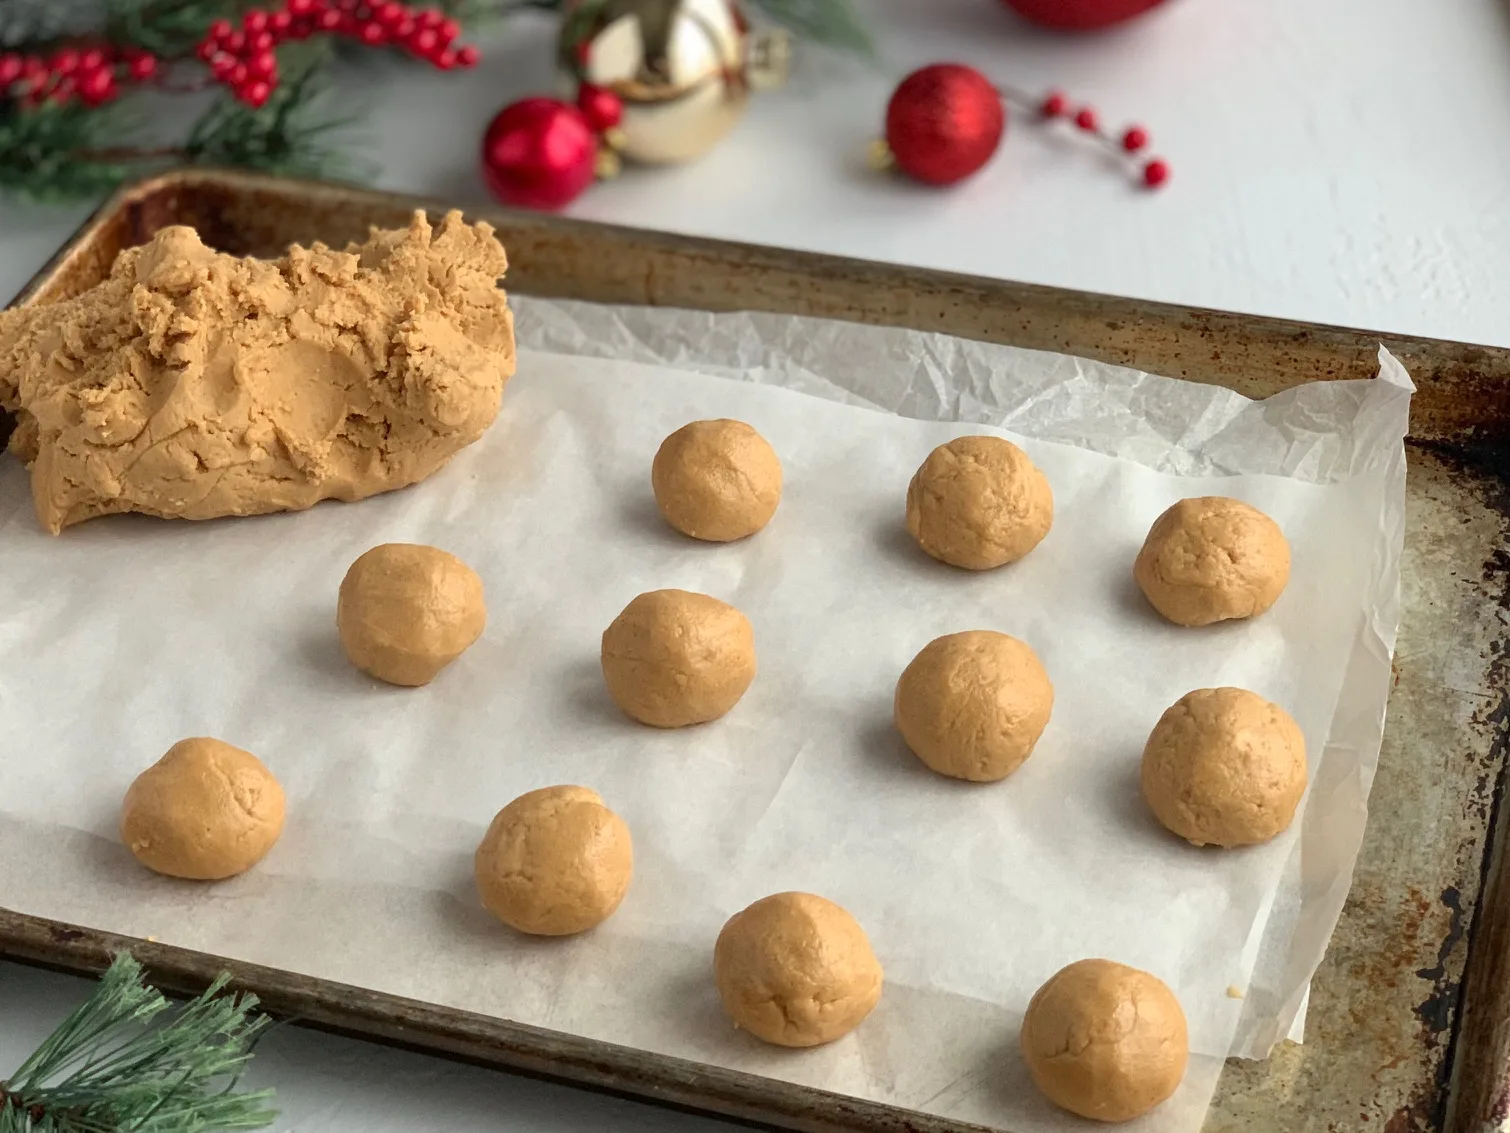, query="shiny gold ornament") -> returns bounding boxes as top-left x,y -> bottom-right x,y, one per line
559,0 -> 790,165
